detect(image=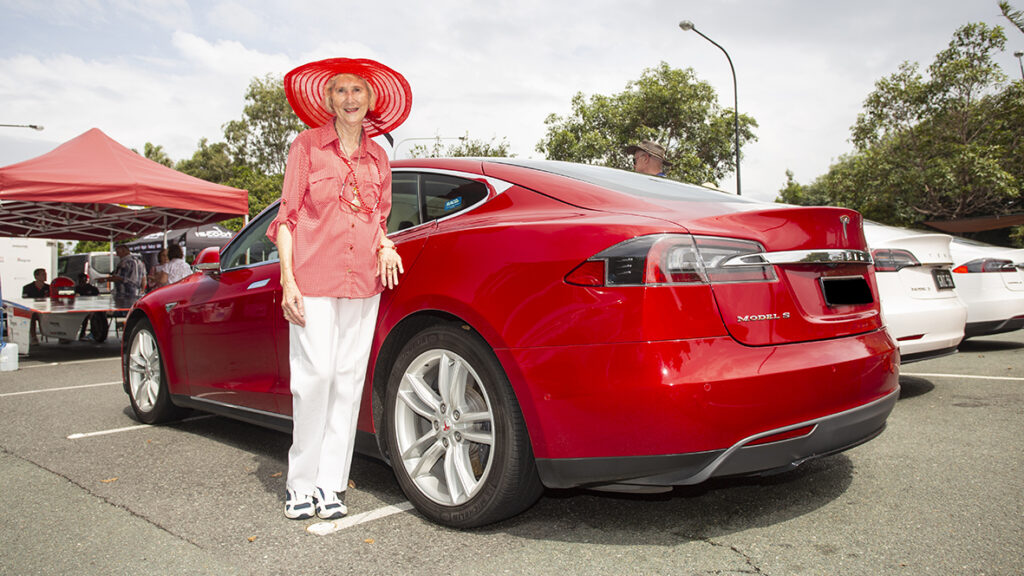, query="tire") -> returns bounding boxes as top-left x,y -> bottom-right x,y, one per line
124,317 -> 180,424
384,323 -> 543,528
